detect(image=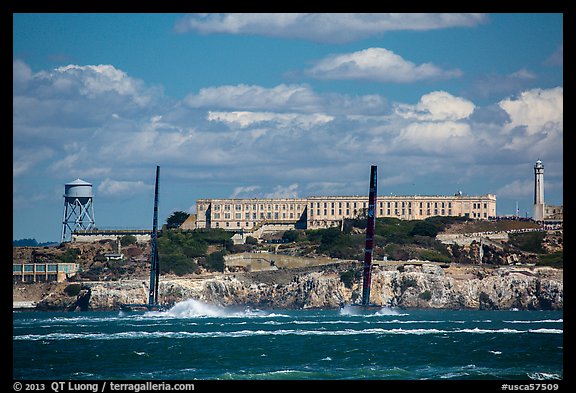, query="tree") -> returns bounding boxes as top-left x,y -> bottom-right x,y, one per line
409,220 -> 439,238
120,234 -> 137,246
166,211 -> 190,229
204,251 -> 226,272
